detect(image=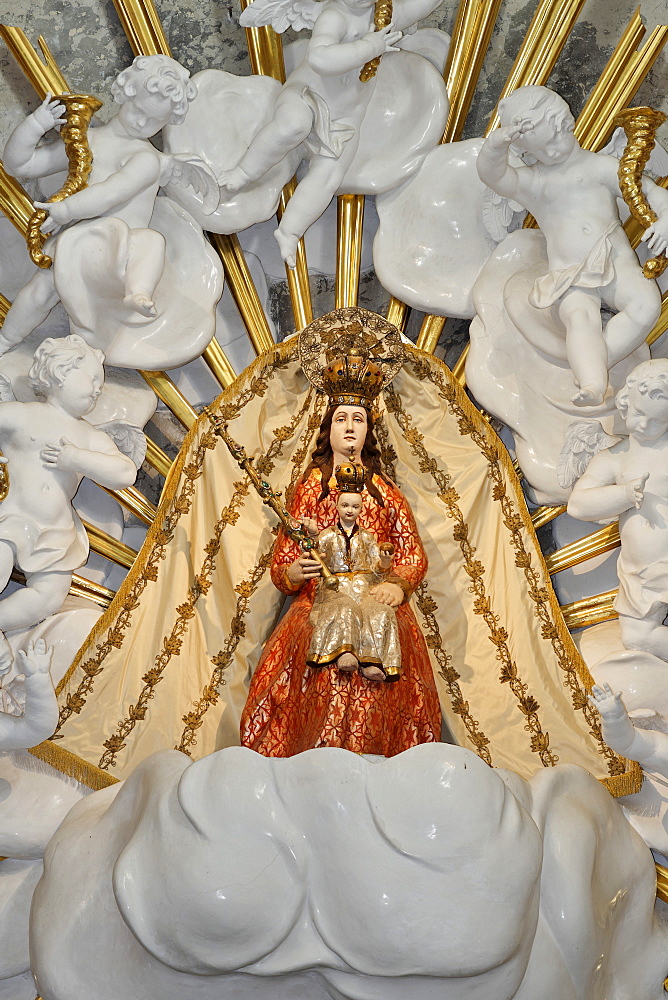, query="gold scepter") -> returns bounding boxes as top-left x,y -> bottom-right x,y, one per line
205,409 -> 339,590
